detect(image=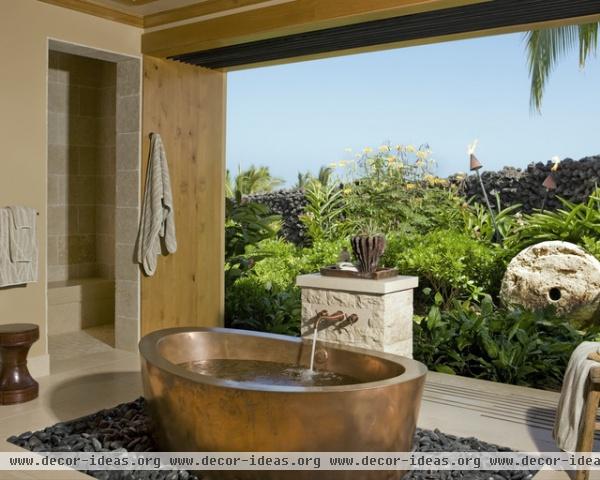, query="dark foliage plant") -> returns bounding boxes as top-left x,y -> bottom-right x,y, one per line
383,230 -> 509,307
224,197 -> 280,289
225,277 -> 301,336
505,187 -> 600,258
414,294 -> 597,390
